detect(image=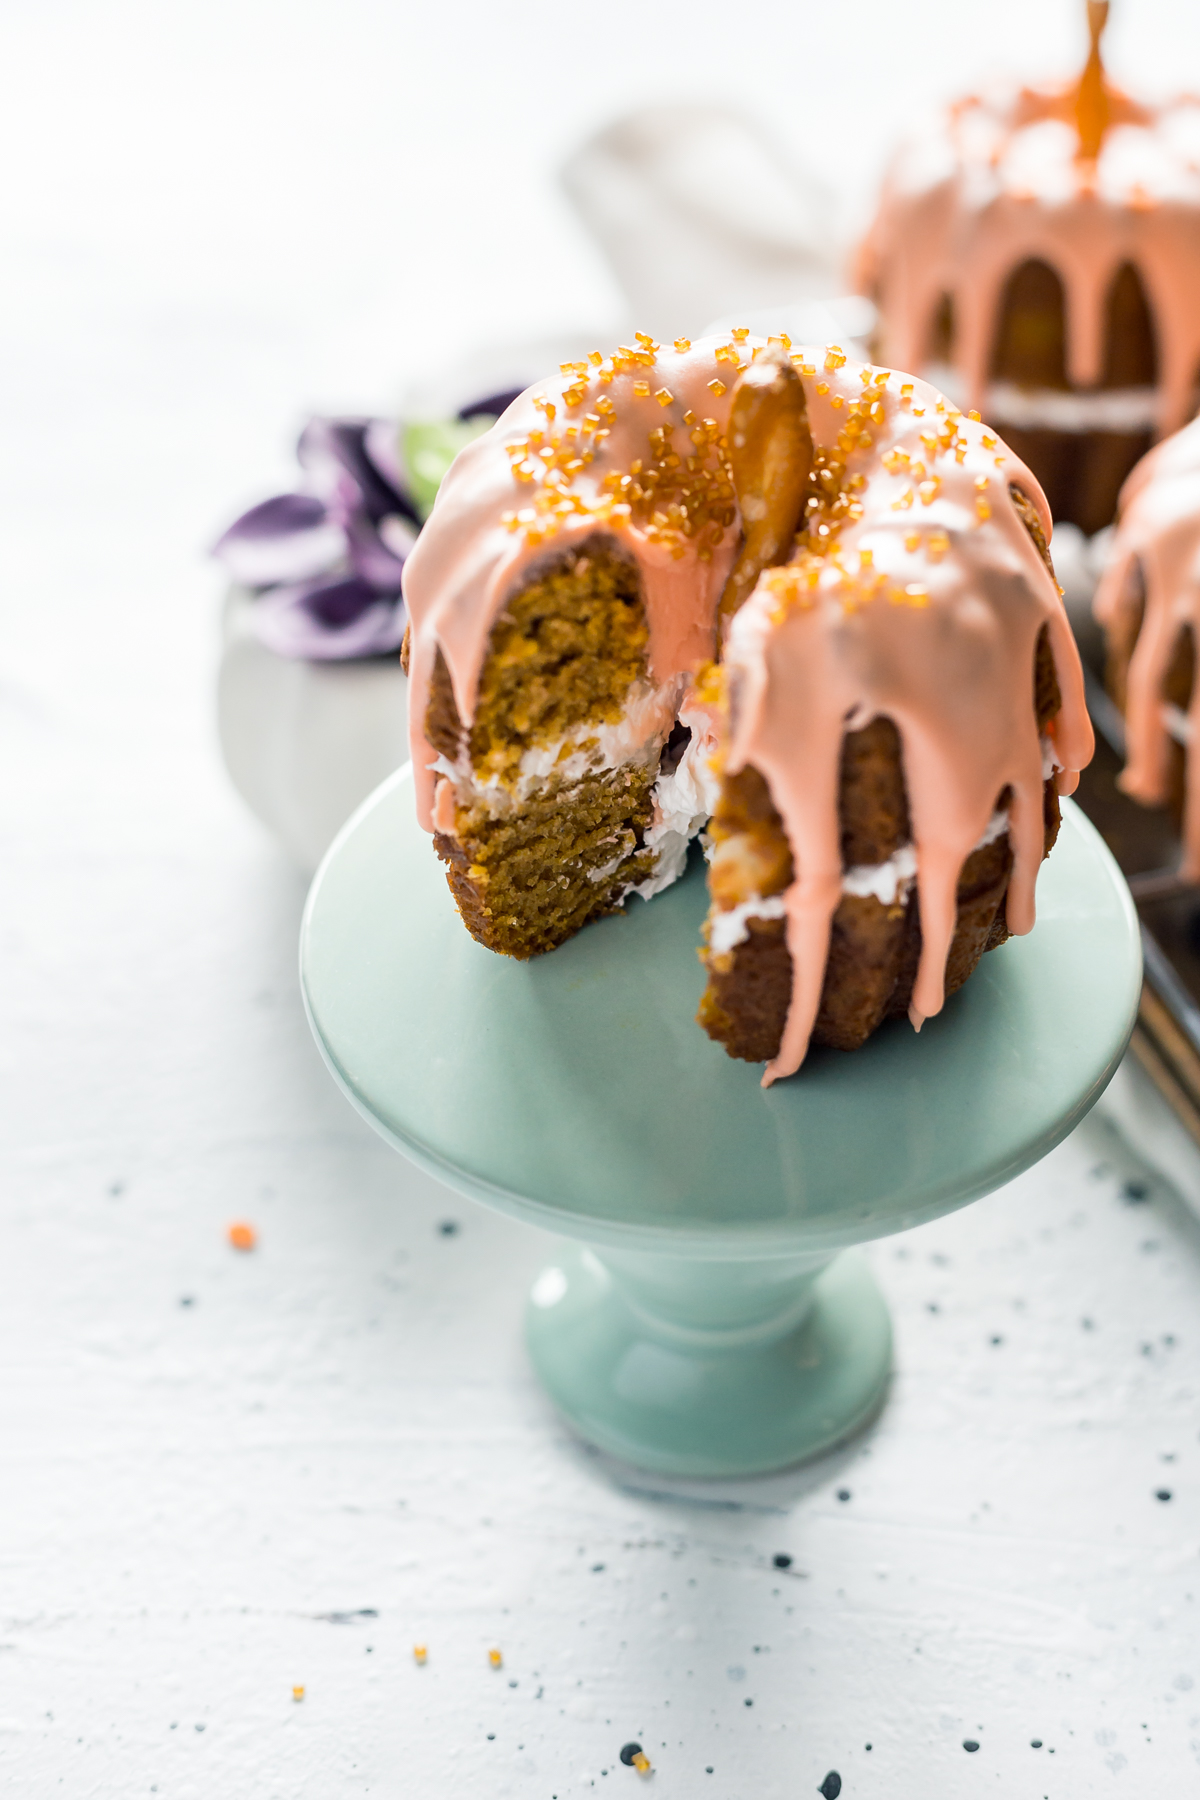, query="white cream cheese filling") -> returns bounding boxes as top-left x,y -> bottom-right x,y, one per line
712,804 -> 1014,955
984,382 -> 1159,435
427,675 -> 685,820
